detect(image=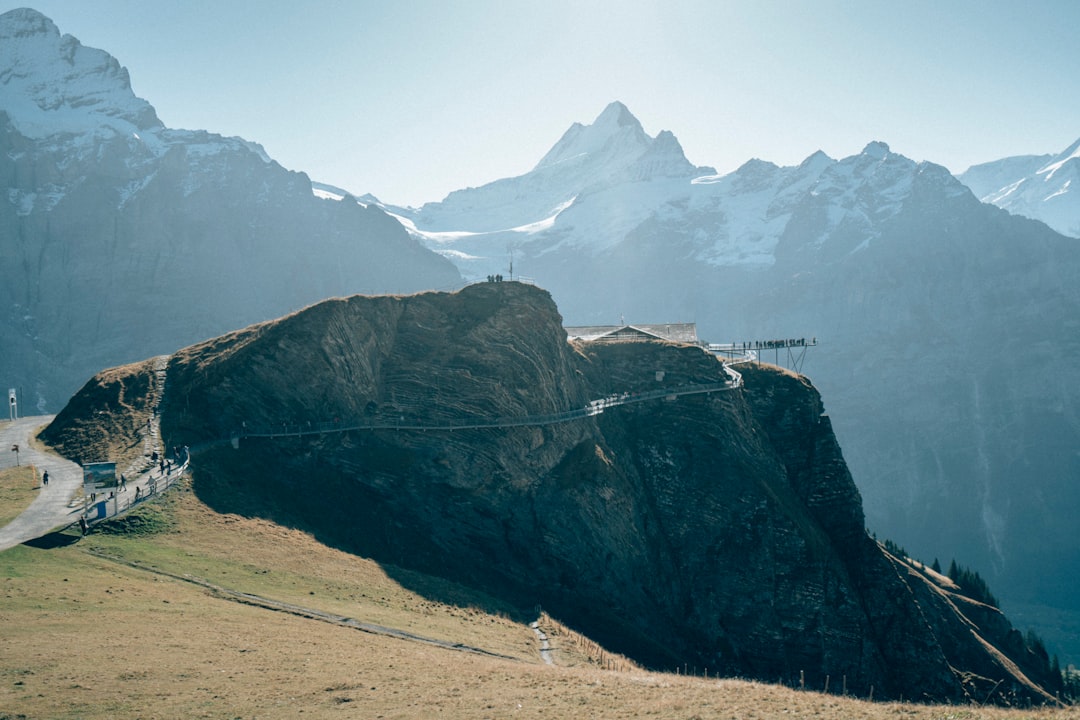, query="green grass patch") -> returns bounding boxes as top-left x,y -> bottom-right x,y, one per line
92,501 -> 173,537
